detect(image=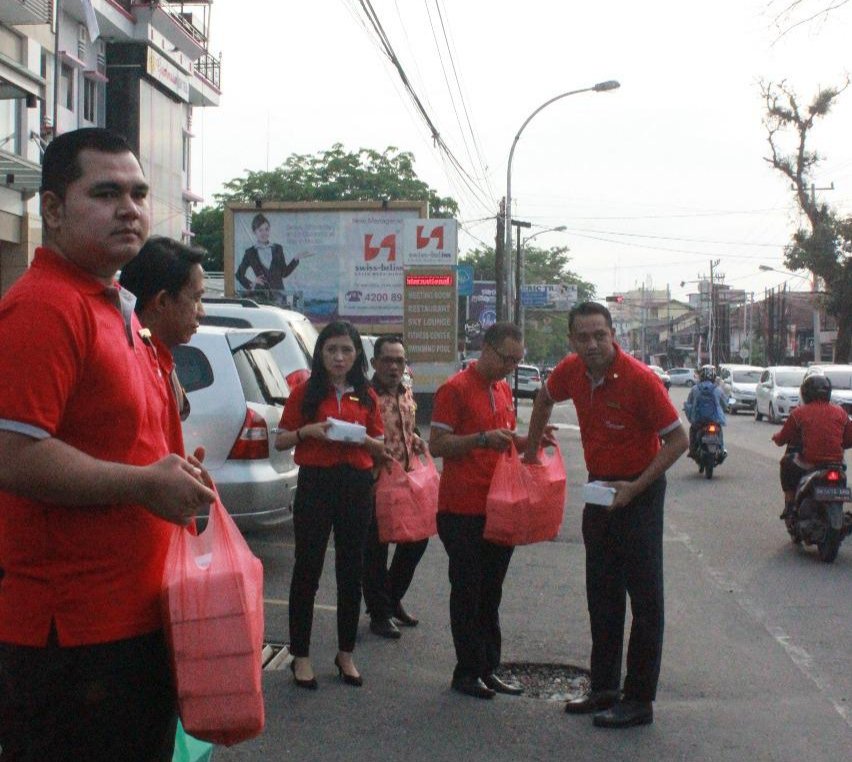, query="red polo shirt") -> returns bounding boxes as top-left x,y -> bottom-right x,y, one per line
0,248 -> 177,647
280,380 -> 383,471
431,363 -> 516,516
772,400 -> 852,464
546,345 -> 680,478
